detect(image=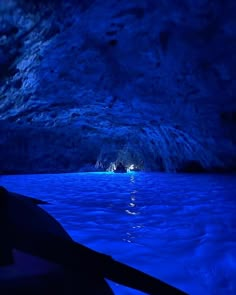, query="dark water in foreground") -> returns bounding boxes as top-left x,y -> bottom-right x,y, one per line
1,172 -> 236,295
